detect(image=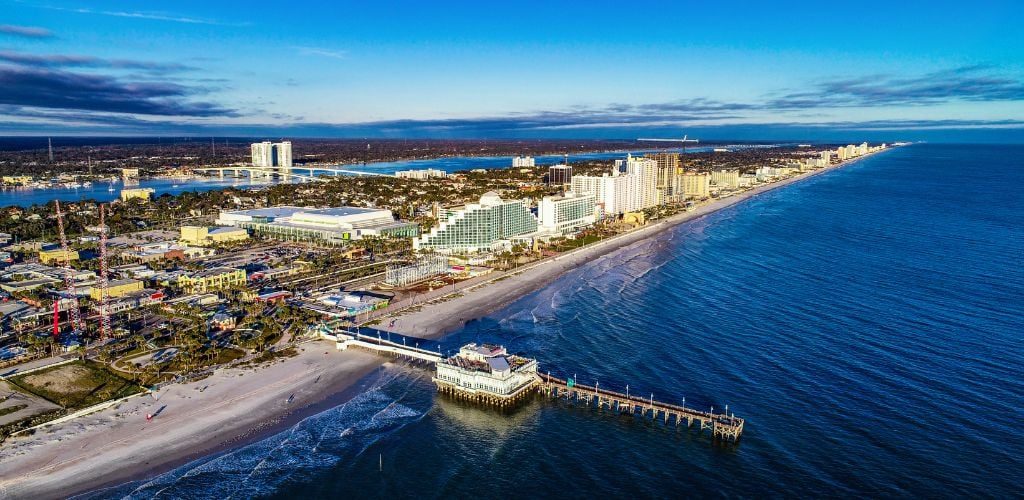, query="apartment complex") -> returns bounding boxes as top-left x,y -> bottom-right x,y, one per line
512,156 -> 535,168
395,168 -> 447,180
251,141 -> 293,168
616,154 -> 659,209
710,170 -> 741,189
